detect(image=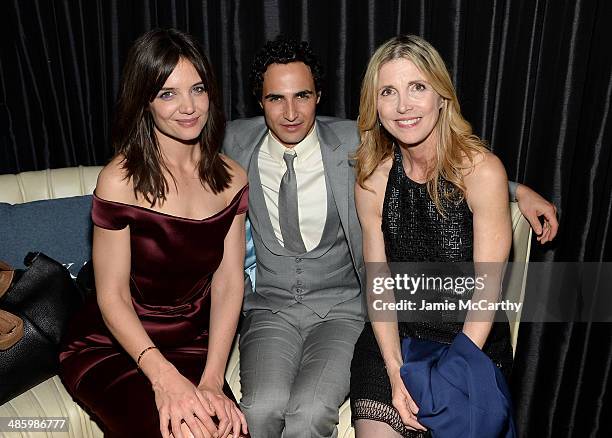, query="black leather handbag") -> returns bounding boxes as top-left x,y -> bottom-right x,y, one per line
0,252 -> 85,405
